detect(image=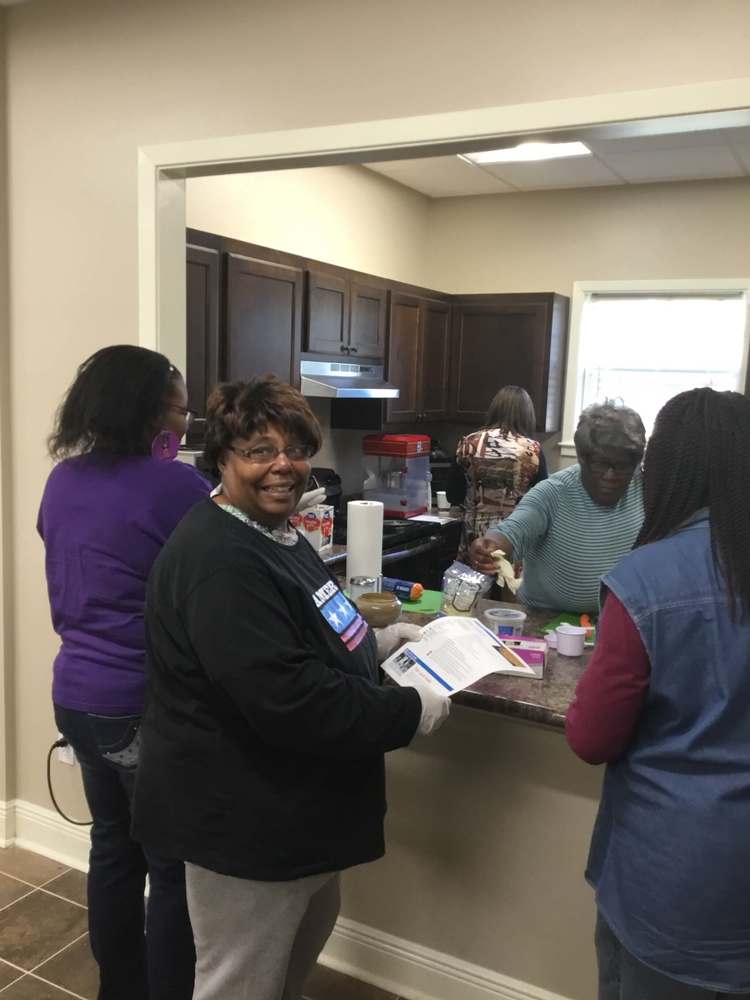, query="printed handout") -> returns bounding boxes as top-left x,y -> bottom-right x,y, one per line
382,615 -> 537,695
